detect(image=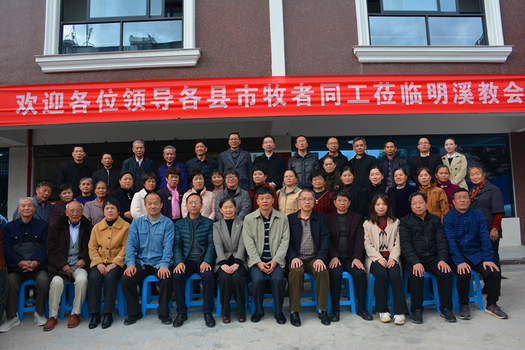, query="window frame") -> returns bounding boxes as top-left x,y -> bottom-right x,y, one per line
35,0 -> 200,73
353,0 -> 512,63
